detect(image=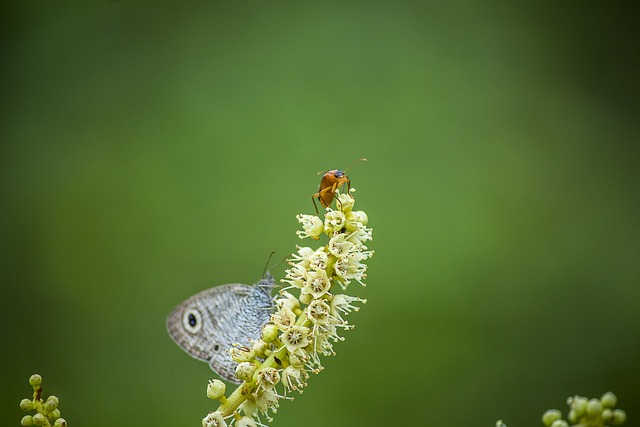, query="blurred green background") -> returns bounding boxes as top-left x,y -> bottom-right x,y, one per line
2,1 -> 638,426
